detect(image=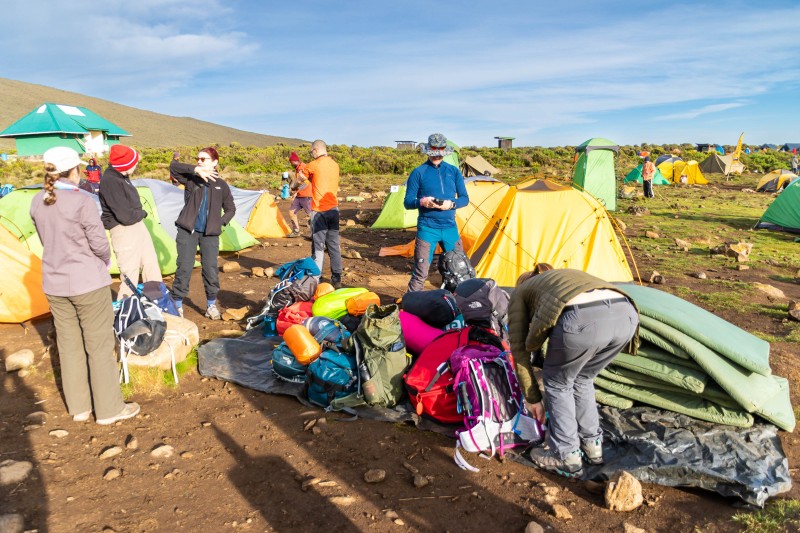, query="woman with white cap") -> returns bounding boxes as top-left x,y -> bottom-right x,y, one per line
30,146 -> 140,425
